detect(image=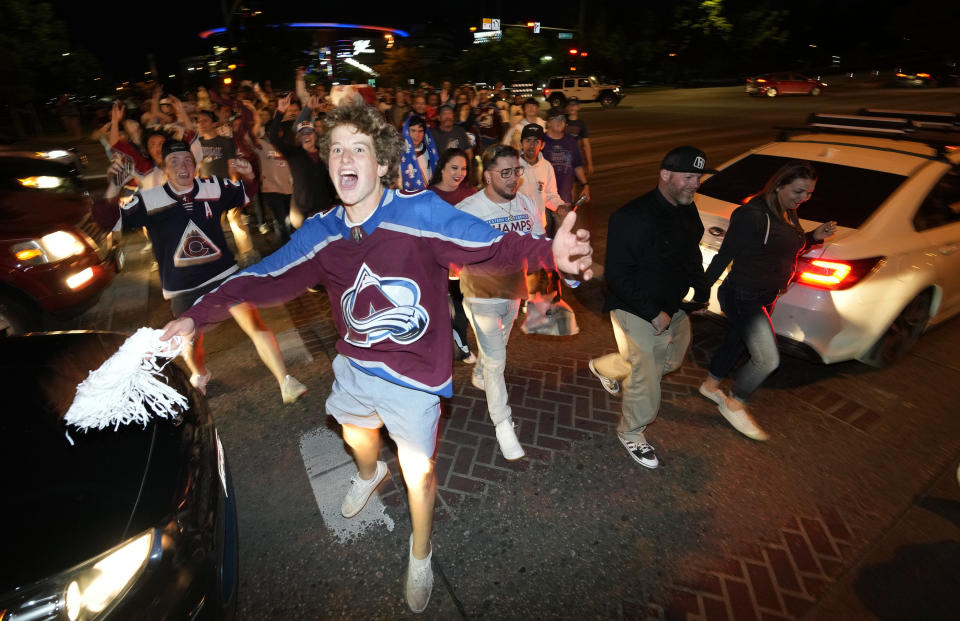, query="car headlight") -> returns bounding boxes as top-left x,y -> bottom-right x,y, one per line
11,231 -> 87,265
0,529 -> 157,621
37,150 -> 71,160
18,176 -> 65,189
